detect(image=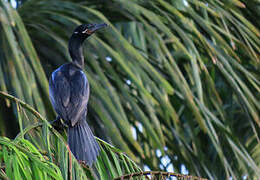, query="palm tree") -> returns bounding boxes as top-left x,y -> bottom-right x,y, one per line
0,0 -> 259,179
